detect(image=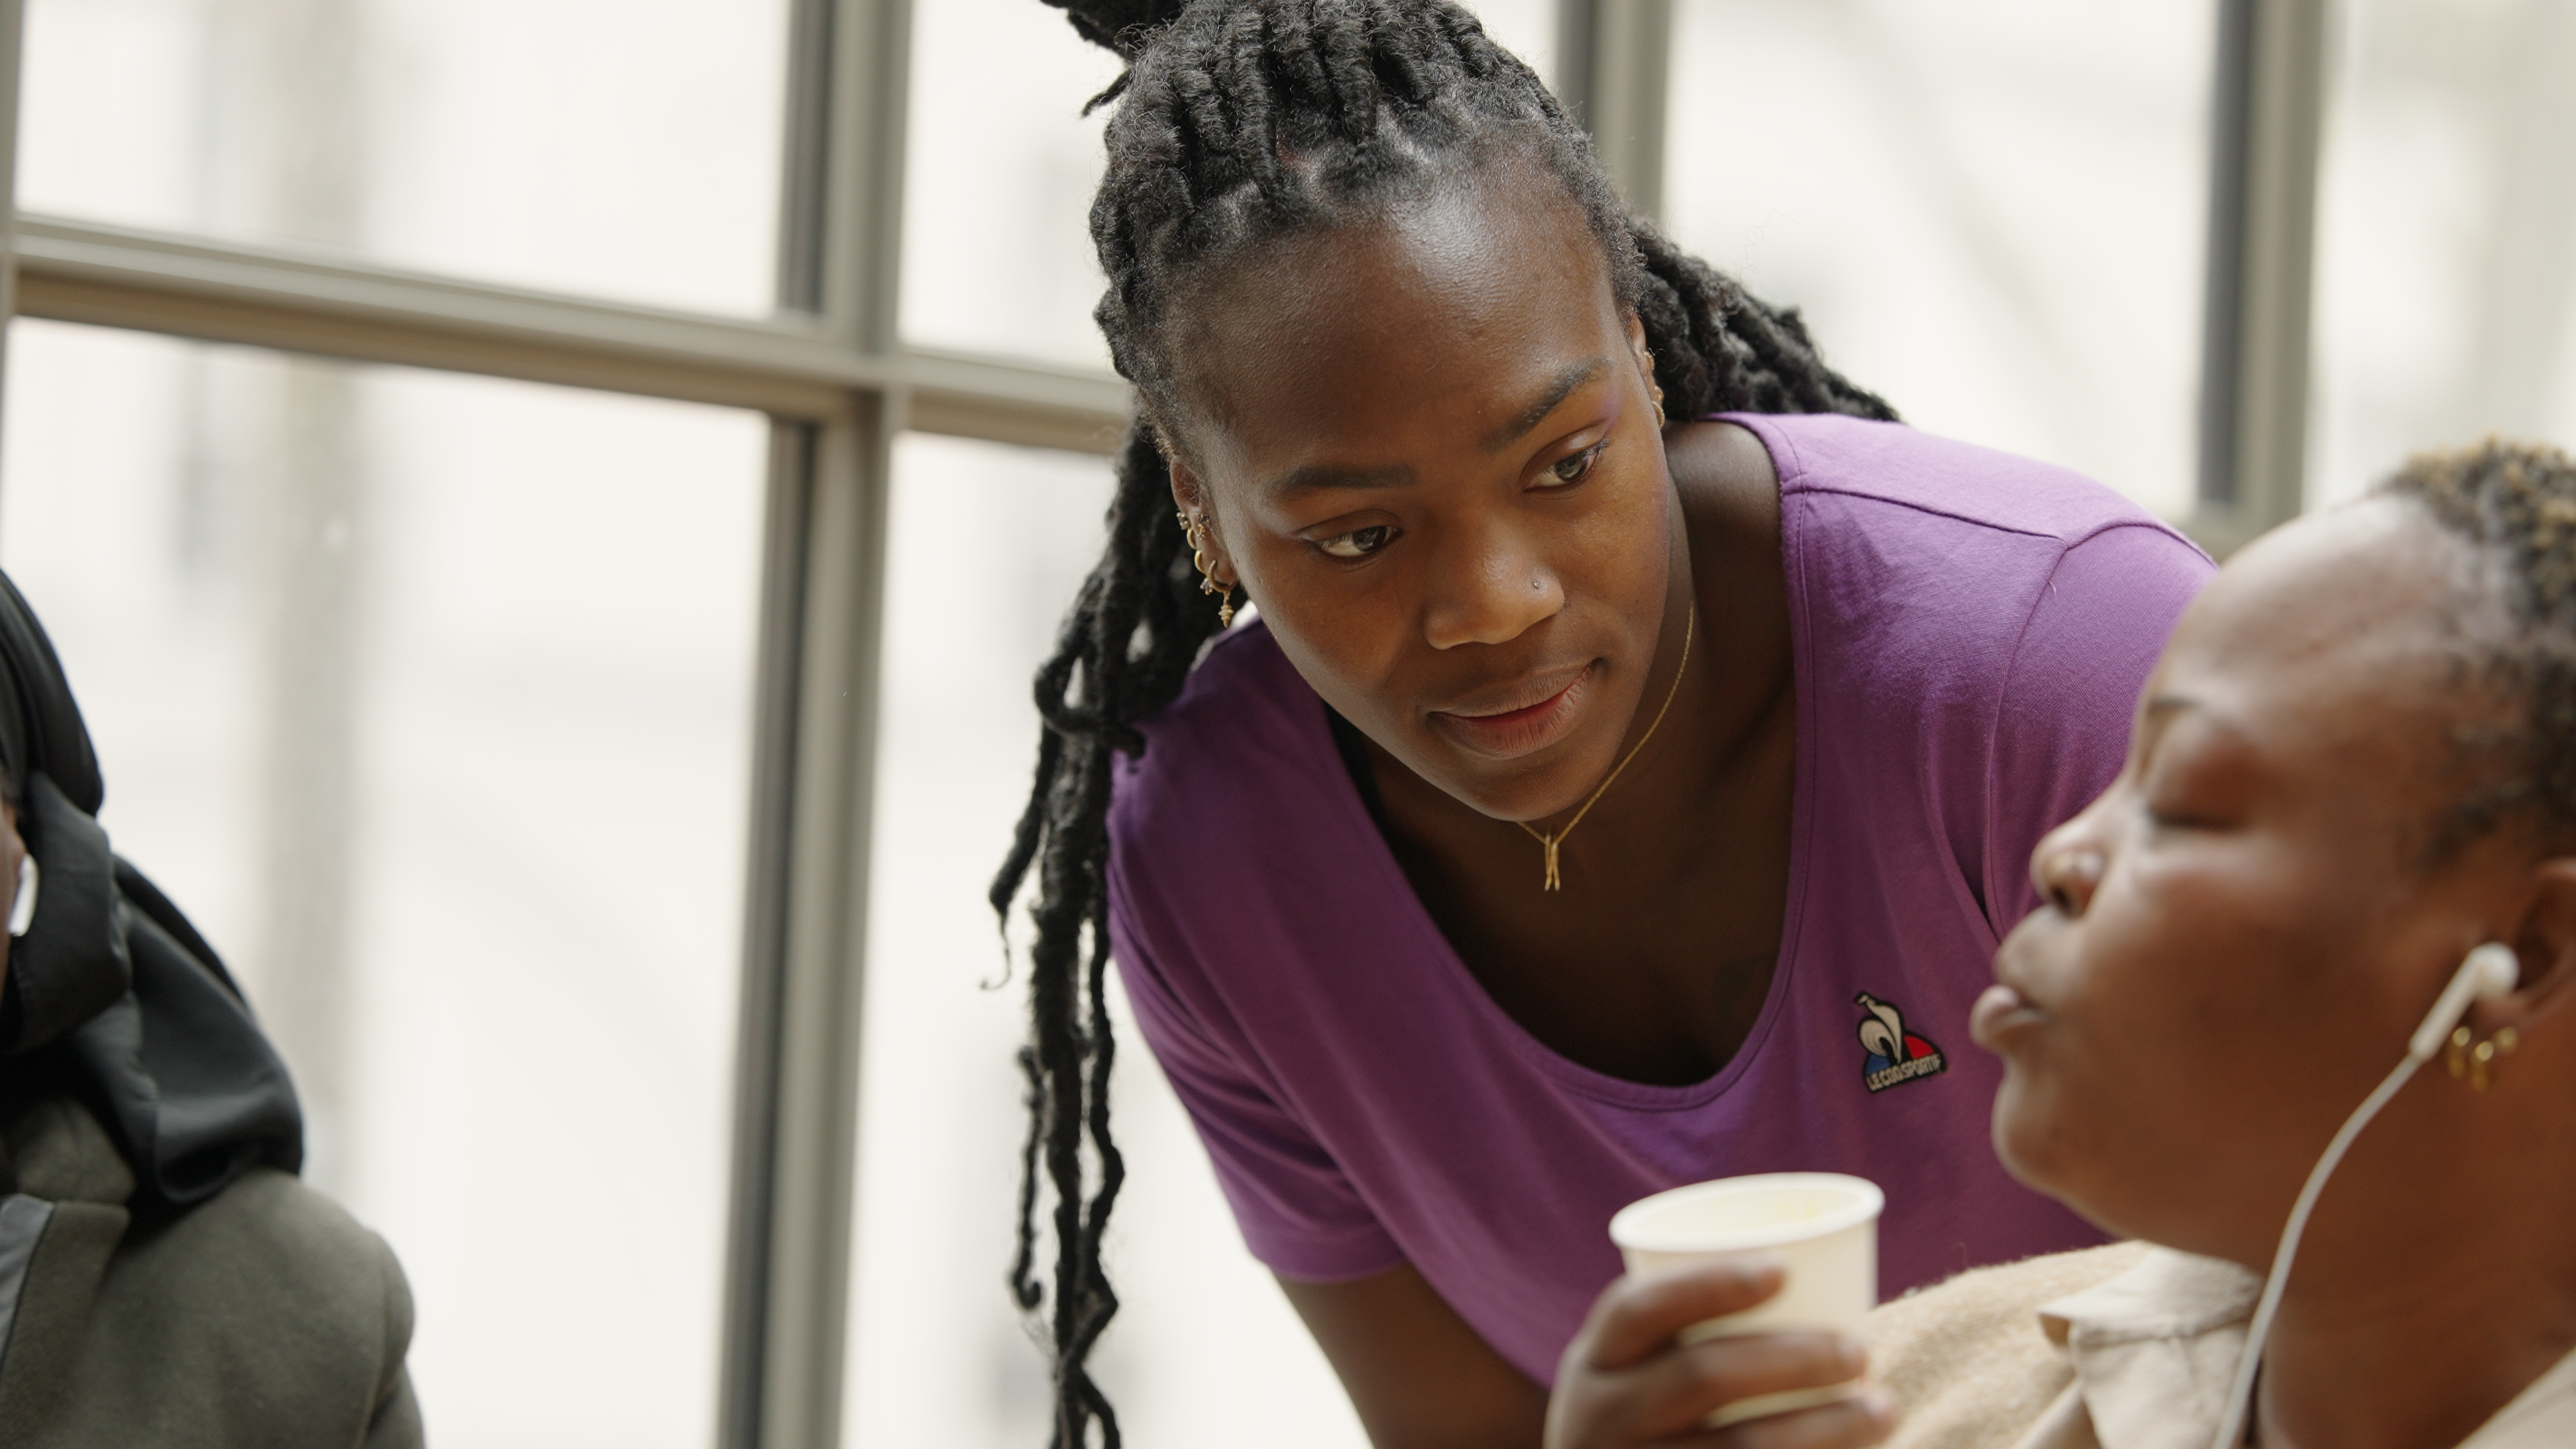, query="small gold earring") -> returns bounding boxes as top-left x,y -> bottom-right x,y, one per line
1652,394 -> 1667,429
1176,509 -> 1237,629
2449,1024 -> 2520,1091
